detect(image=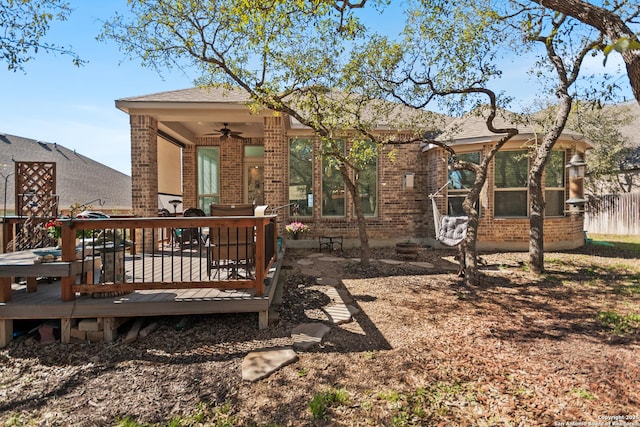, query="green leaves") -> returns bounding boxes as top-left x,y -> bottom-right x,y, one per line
0,0 -> 84,71
603,36 -> 640,66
